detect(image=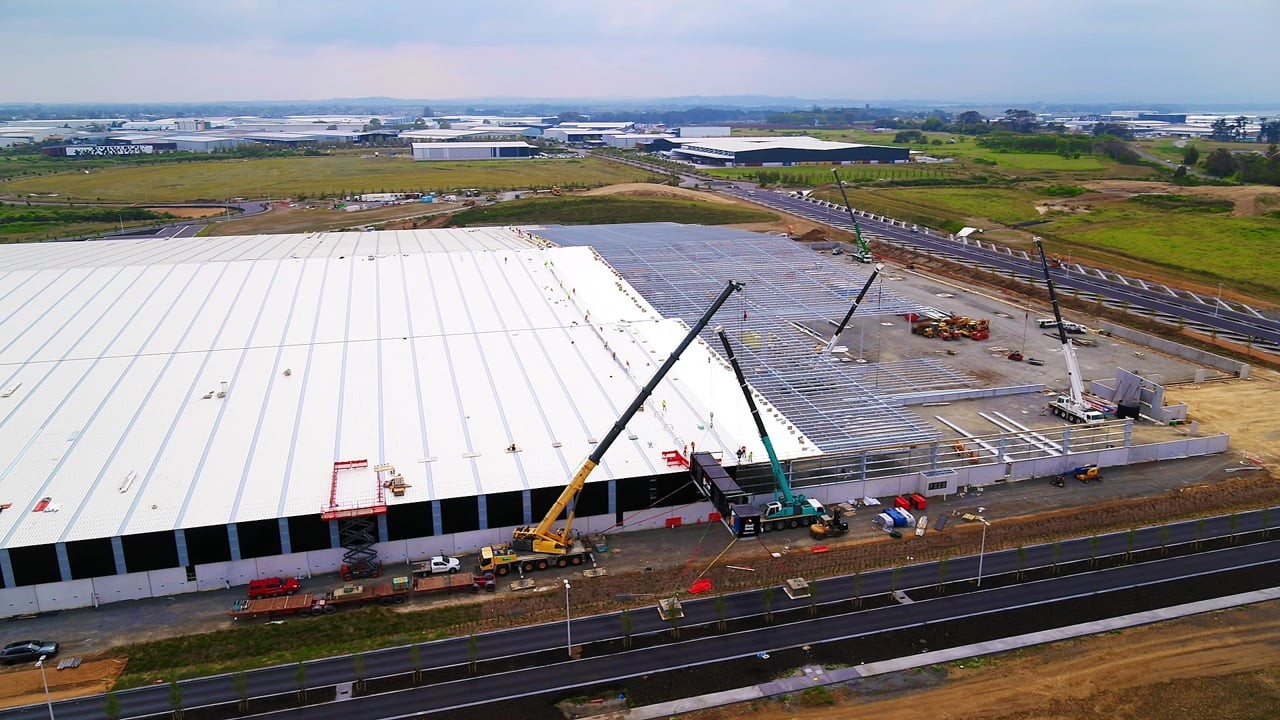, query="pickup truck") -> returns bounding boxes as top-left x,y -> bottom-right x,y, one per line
412,555 -> 461,577
247,576 -> 301,599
